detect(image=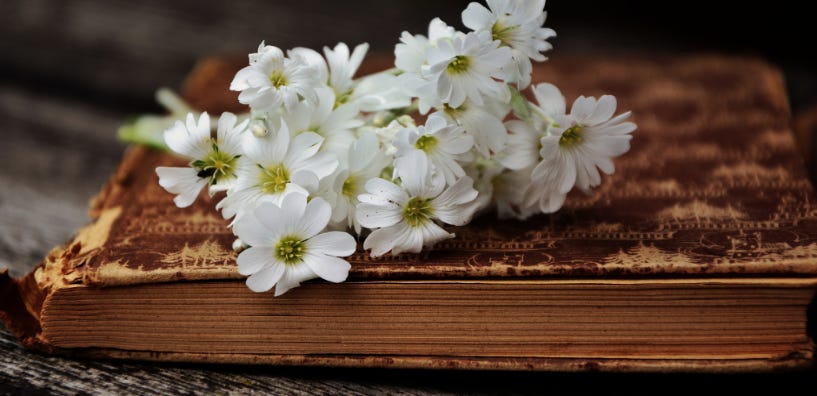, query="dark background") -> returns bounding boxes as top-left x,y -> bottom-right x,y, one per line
1,0 -> 815,393
1,0 -> 815,112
